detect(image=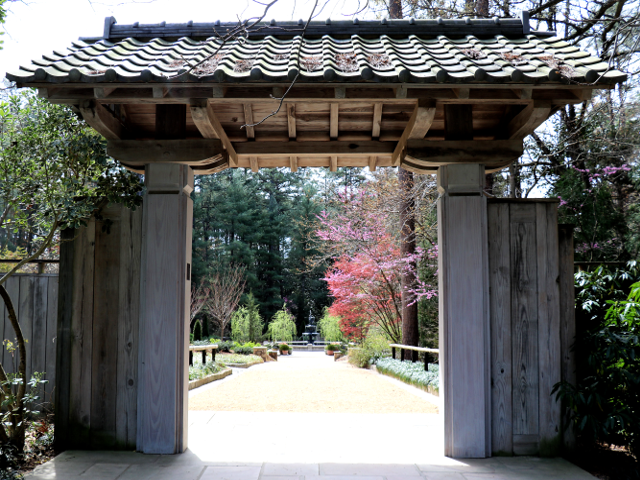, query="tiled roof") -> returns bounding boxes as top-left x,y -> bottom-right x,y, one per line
6,17 -> 626,86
